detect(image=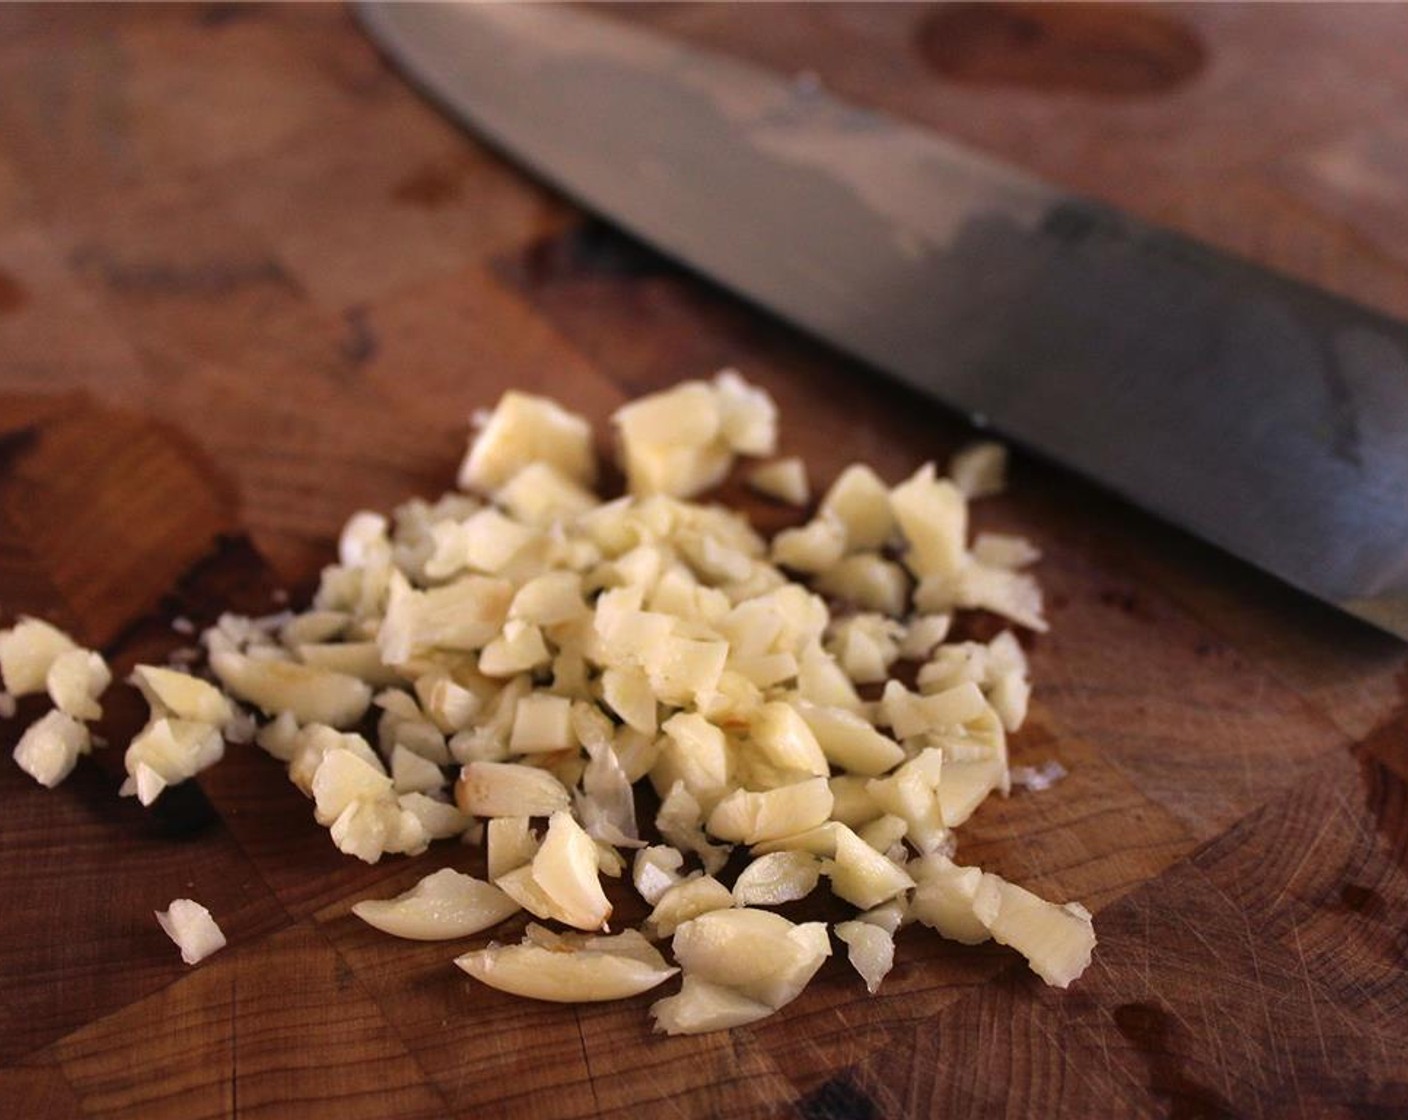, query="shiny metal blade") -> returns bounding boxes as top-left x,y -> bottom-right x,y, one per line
359,1 -> 1408,638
